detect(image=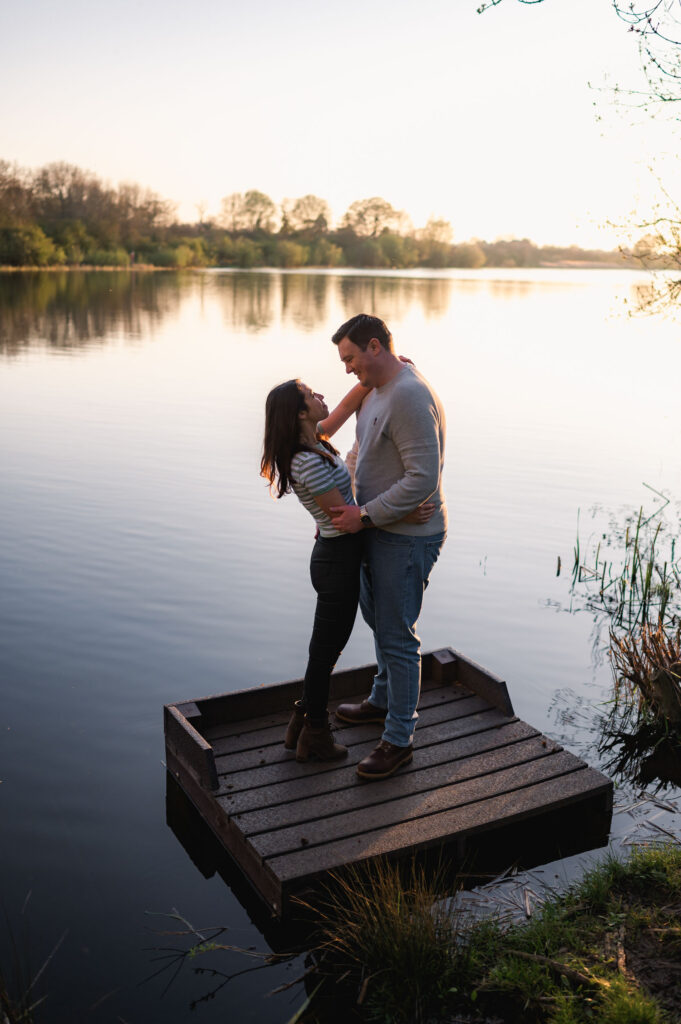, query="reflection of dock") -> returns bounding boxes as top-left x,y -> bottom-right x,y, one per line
164,649 -> 613,918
